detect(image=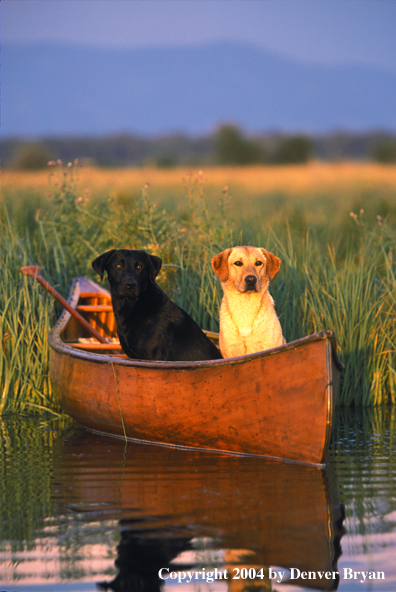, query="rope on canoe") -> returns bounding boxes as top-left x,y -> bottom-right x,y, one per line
111,361 -> 127,443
